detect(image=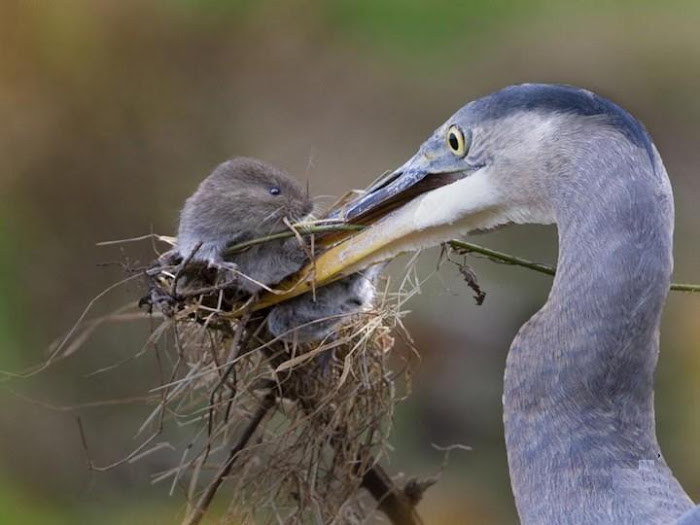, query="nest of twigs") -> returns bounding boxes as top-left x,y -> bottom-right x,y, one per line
132,237 -> 425,525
